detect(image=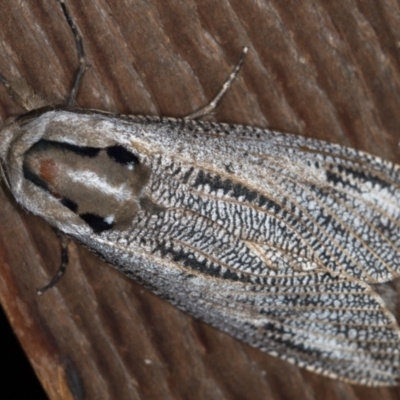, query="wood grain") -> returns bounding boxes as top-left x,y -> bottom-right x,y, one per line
0,0 -> 400,399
